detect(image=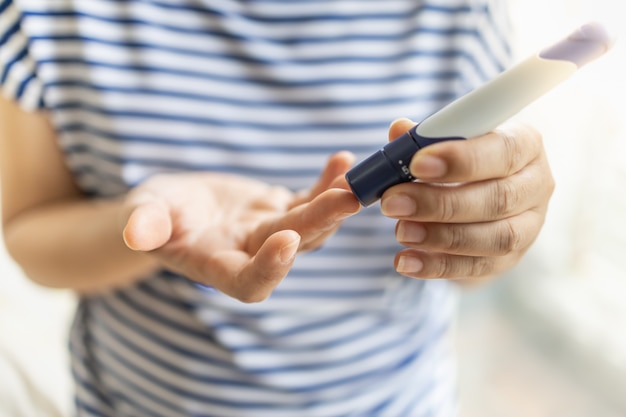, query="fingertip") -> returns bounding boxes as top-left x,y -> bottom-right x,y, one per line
123,203 -> 172,251
332,150 -> 356,165
389,117 -> 414,127
277,230 -> 301,264
326,151 -> 357,179
255,229 -> 301,263
388,117 -> 417,141
122,223 -> 140,250
235,230 -> 300,302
